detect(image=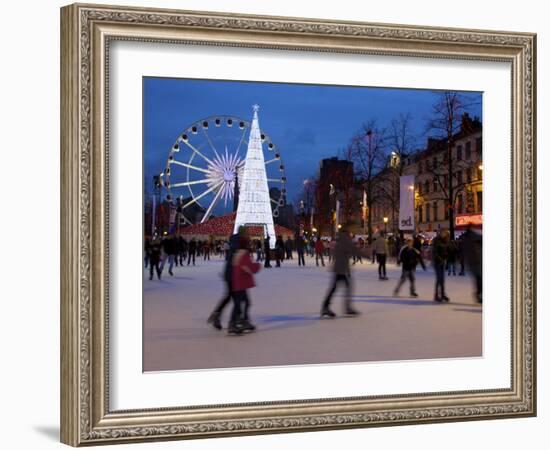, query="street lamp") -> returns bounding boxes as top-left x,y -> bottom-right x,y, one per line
383,216 -> 388,234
